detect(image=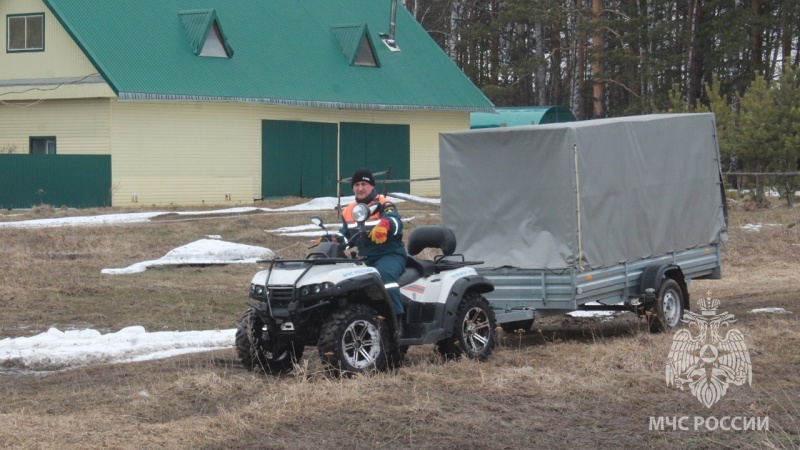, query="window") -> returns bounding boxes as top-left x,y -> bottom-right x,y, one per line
199,22 -> 227,58
354,35 -> 377,67
29,137 -> 56,154
7,13 -> 44,52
